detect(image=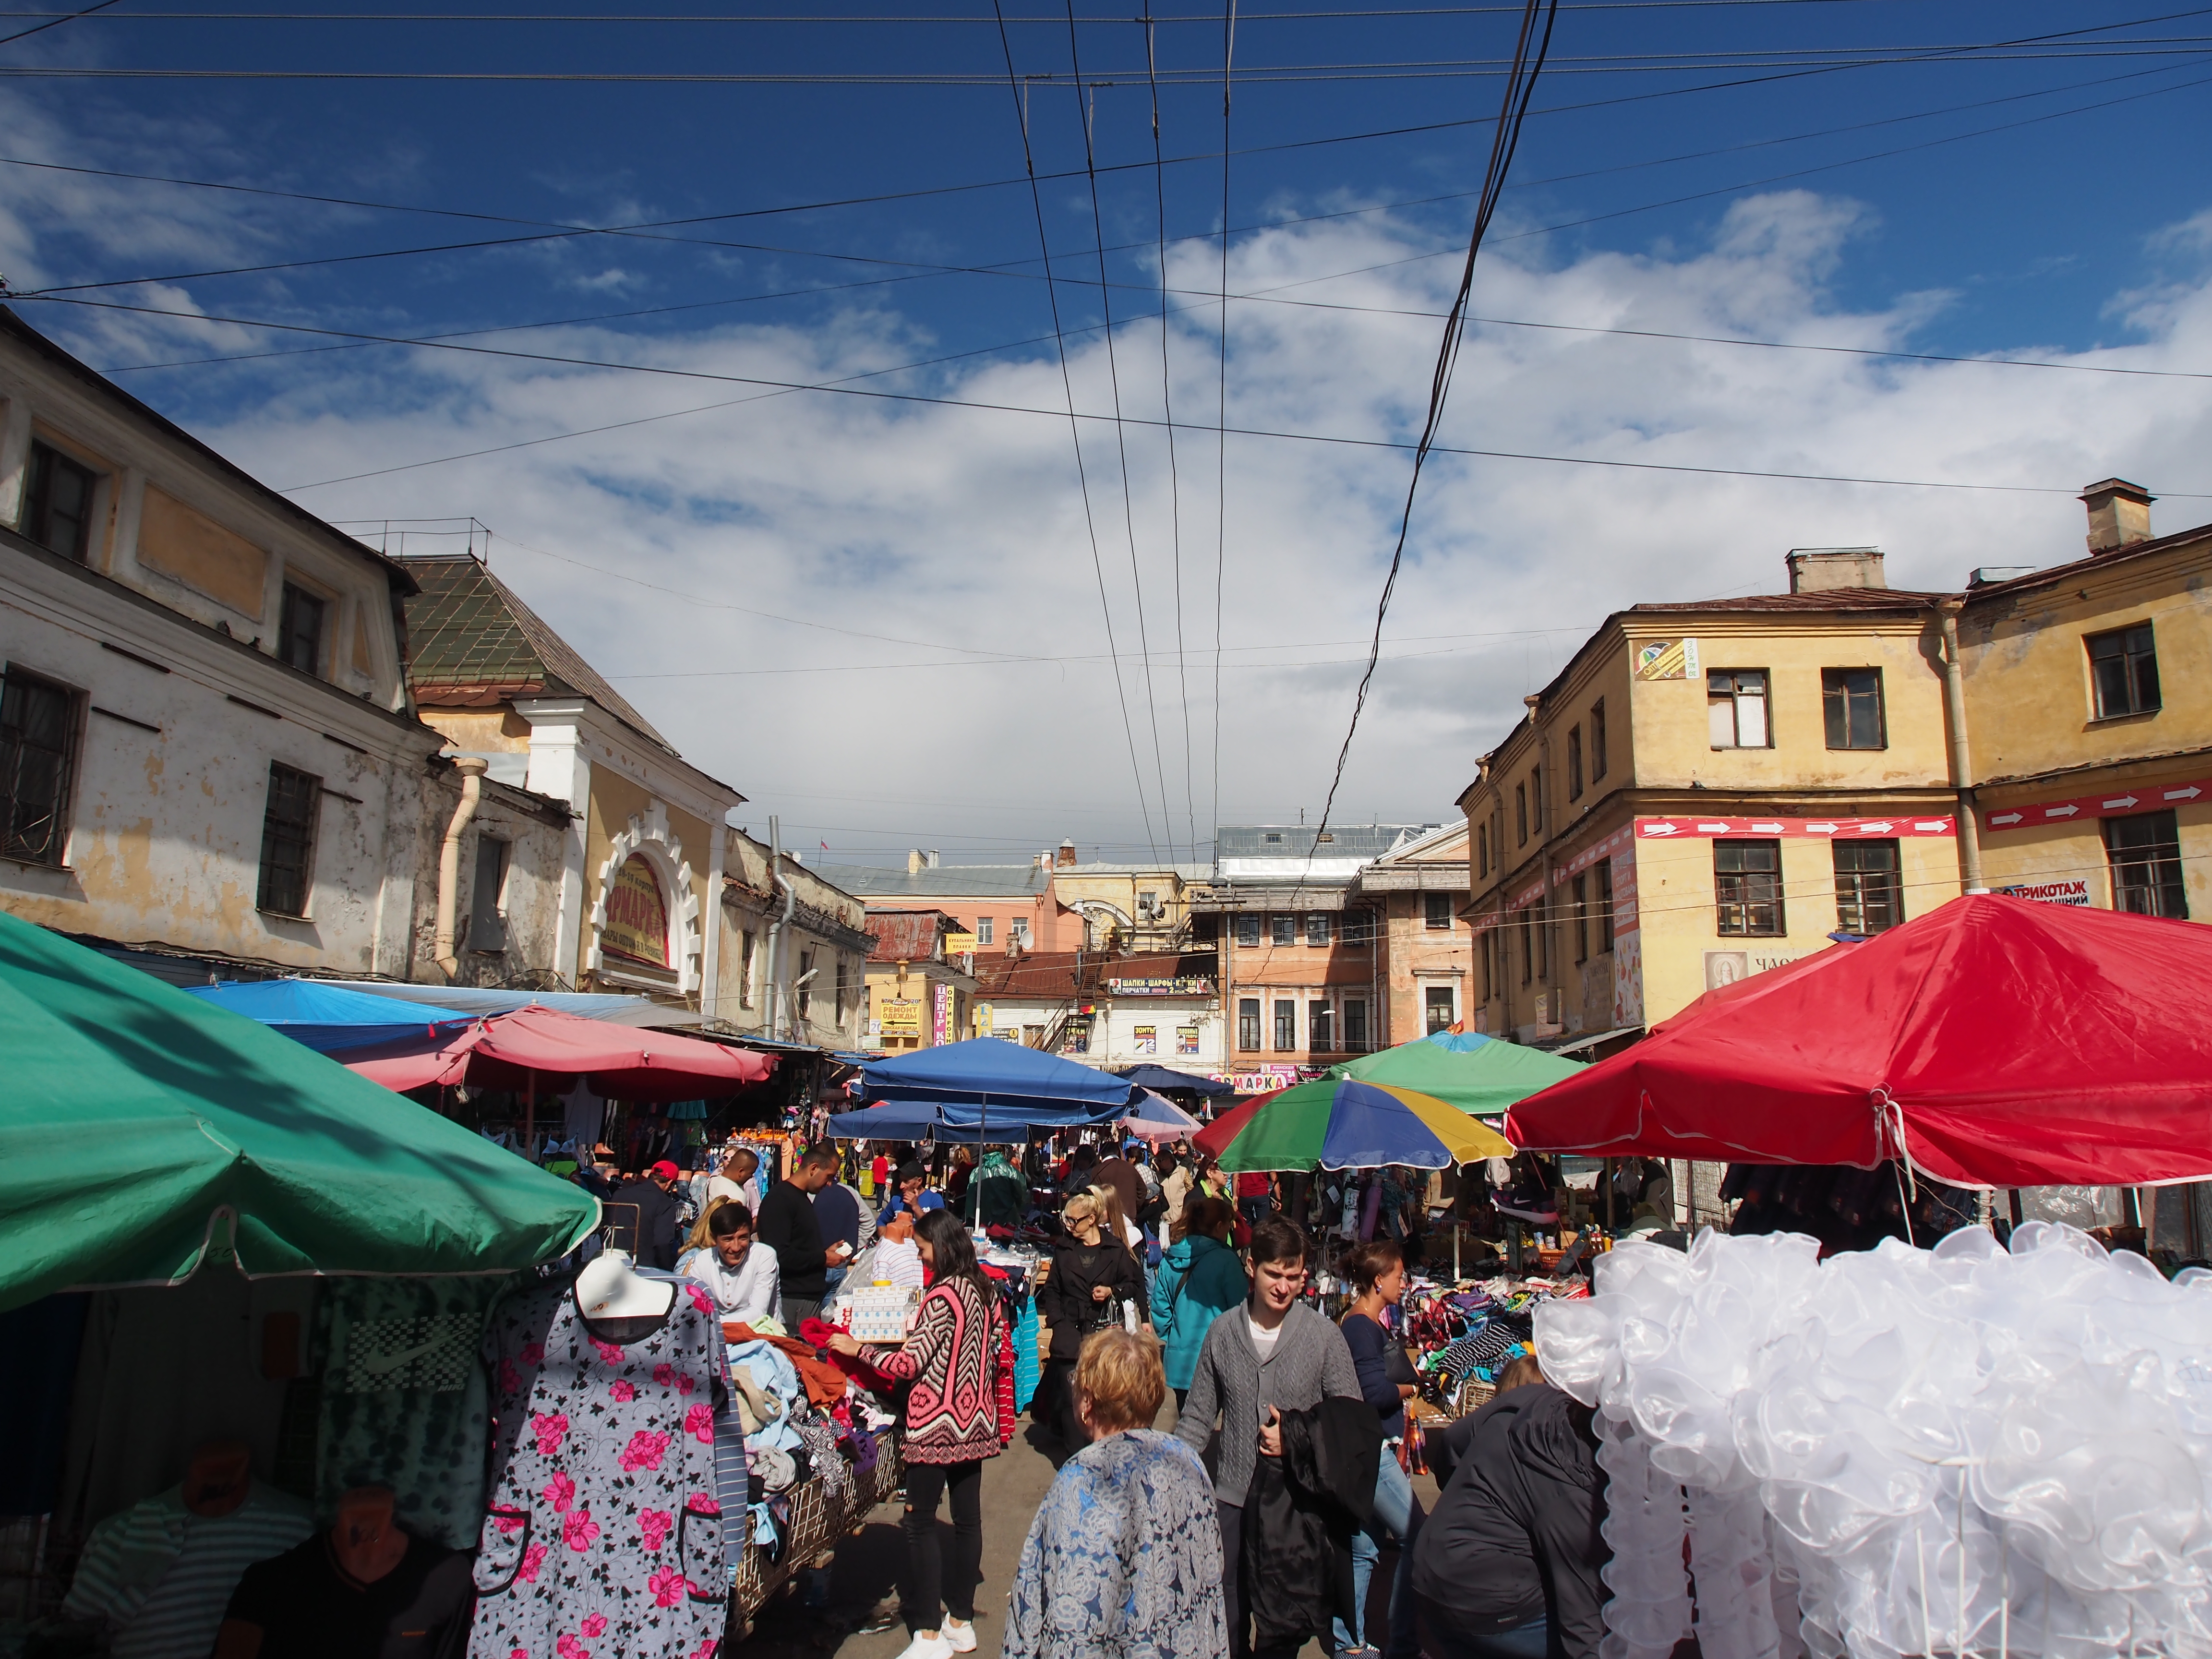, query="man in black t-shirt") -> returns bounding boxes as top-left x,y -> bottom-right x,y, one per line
215,1487 -> 473,1659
